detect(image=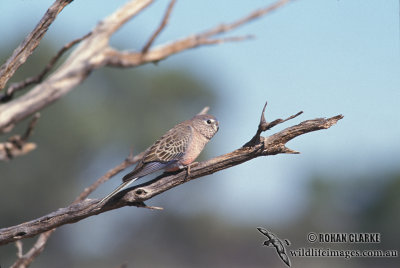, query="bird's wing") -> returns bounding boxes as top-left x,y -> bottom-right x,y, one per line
121,124 -> 192,182
143,124 -> 192,163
